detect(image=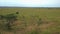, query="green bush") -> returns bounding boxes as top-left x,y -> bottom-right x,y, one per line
0,15 -> 4,20
0,13 -> 18,31
5,14 -> 17,21
37,18 -> 43,26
